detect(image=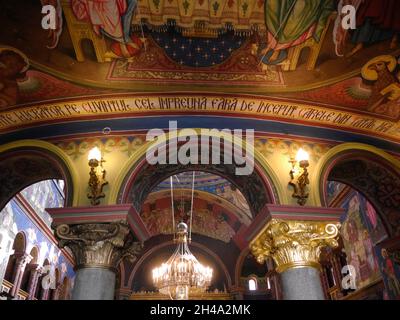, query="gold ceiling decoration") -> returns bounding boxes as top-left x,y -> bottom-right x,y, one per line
132,0 -> 266,34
